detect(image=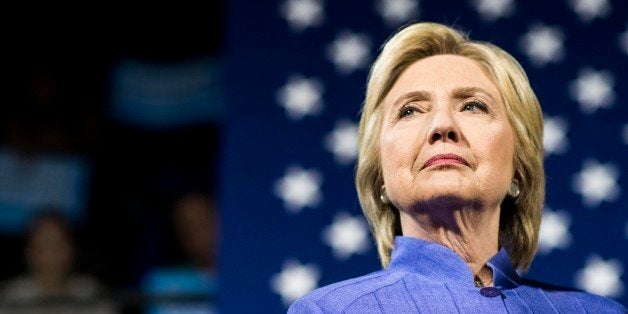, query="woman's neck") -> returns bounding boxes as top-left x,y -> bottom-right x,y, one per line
34,271 -> 69,295
399,200 -> 501,286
